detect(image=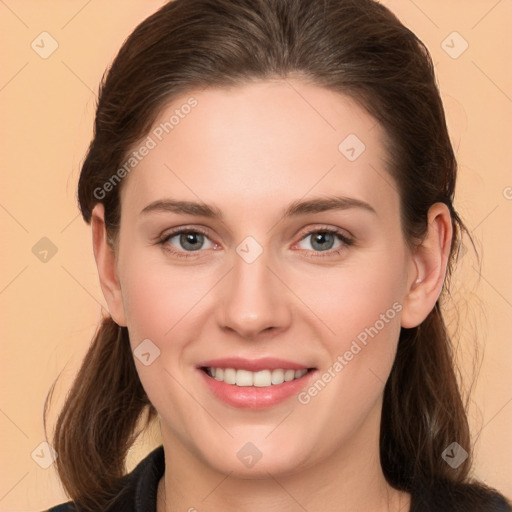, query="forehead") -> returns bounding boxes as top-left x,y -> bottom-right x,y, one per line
119,79 -> 397,221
